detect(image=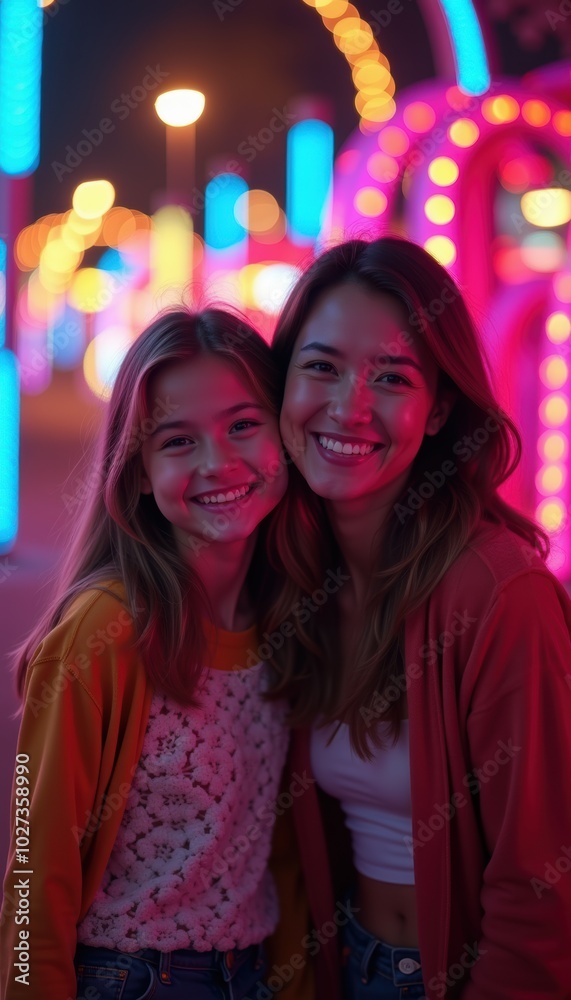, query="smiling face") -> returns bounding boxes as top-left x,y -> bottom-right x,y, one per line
280,282 -> 451,510
140,354 -> 287,558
